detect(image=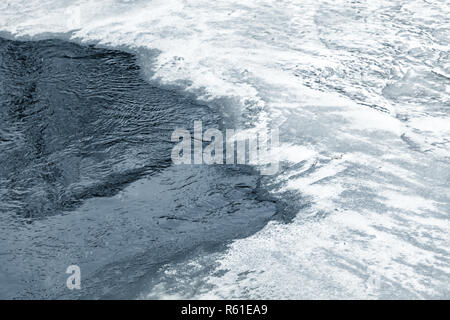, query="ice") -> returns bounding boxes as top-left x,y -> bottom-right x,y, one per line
1,0 -> 449,299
